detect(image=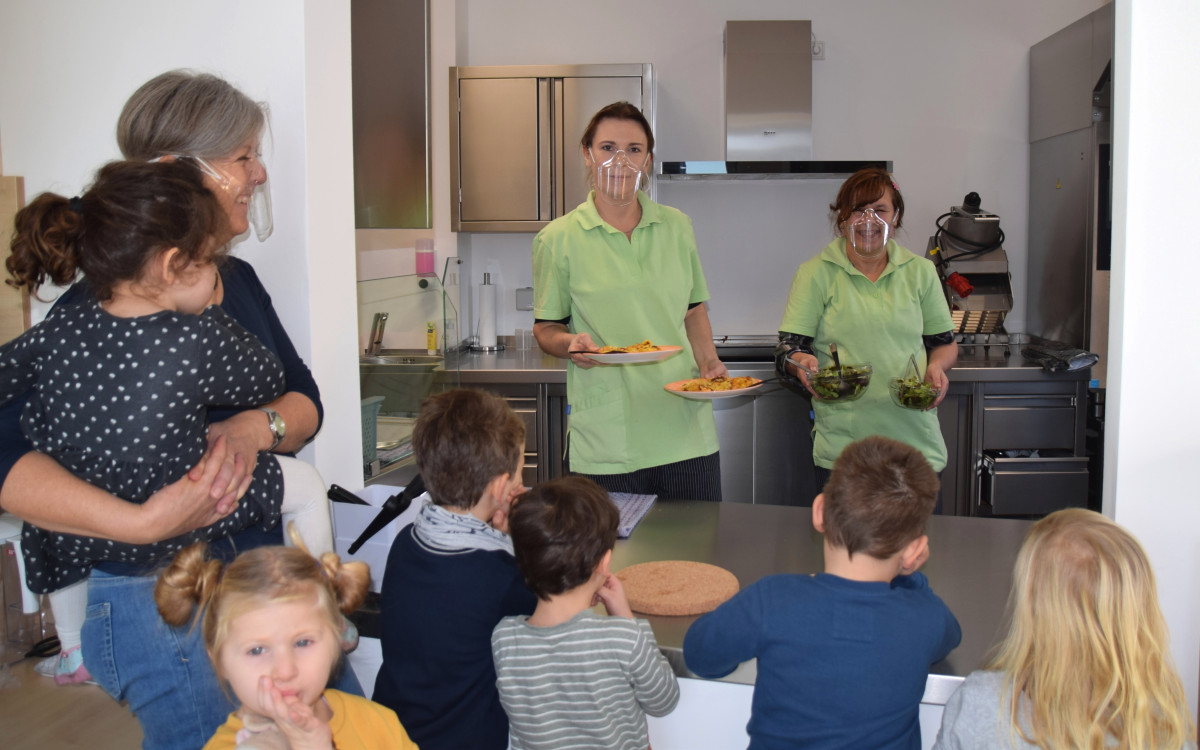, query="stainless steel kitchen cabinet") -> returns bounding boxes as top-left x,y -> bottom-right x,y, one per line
935,372 -> 1091,518
351,0 -> 430,228
450,64 -> 654,232
463,381 -> 566,486
715,362 -> 816,506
